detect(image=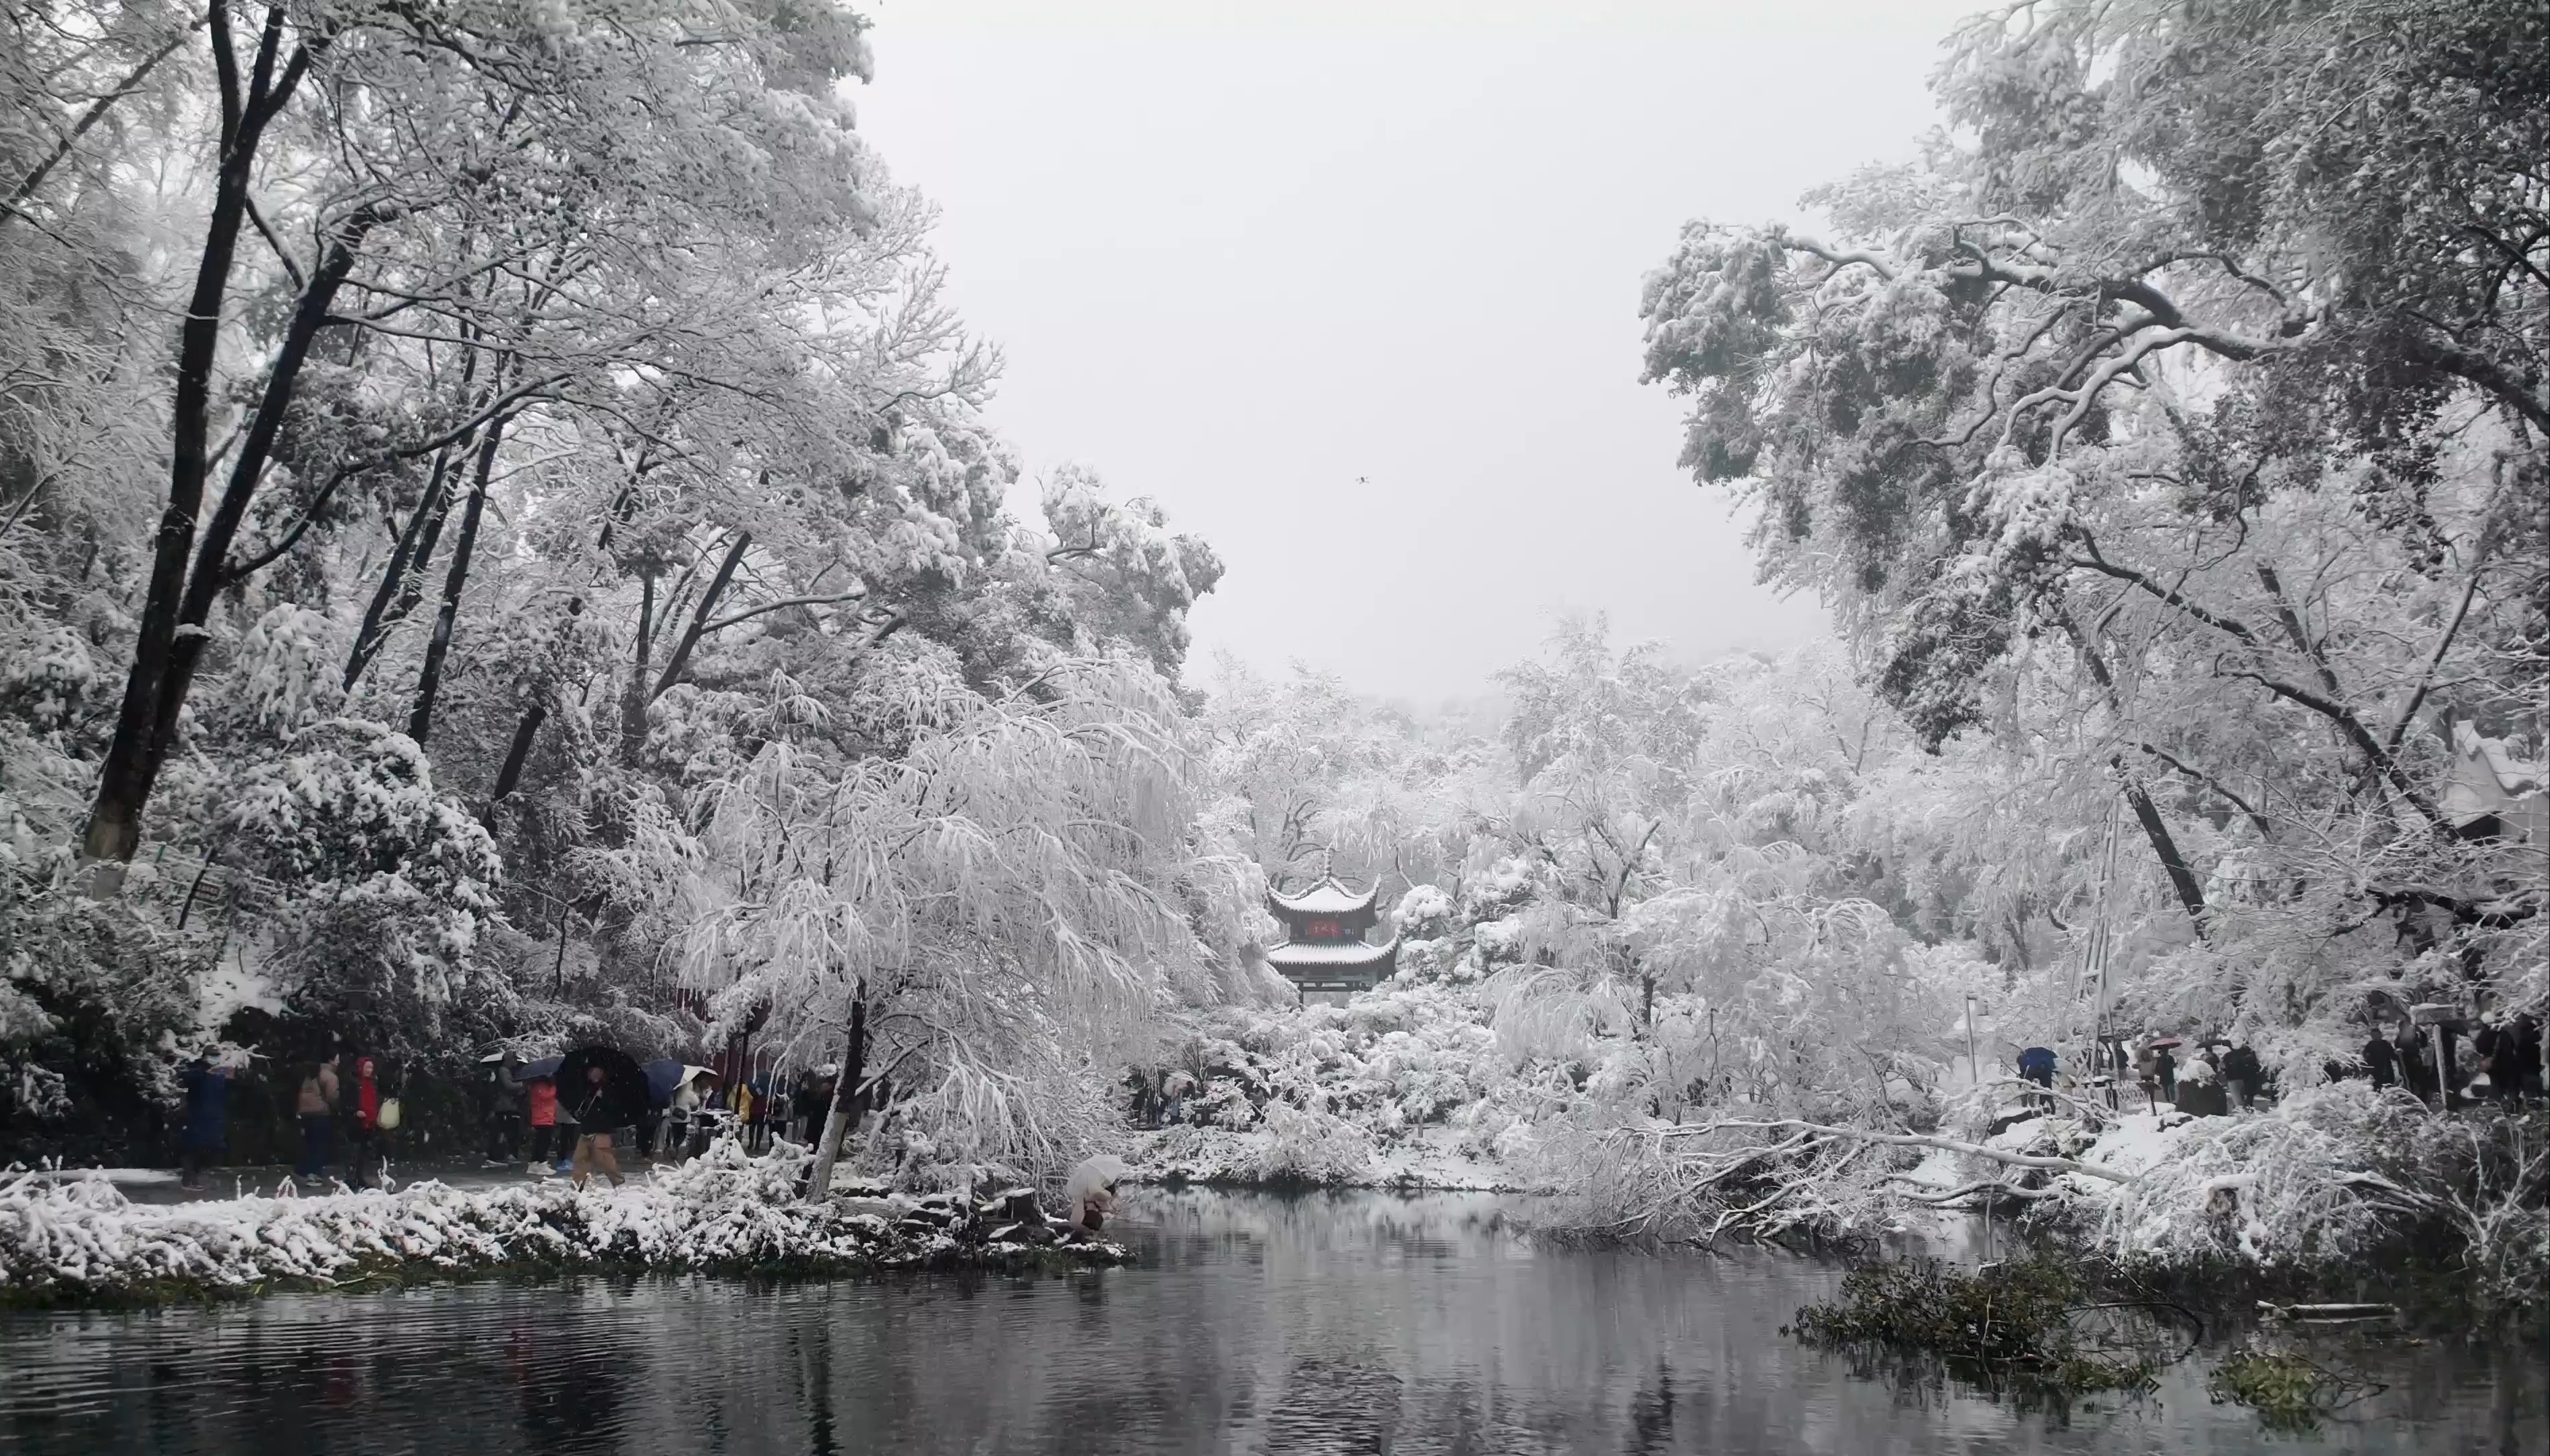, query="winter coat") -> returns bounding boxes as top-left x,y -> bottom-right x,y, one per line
526,1079 -> 558,1127
570,1081 -> 629,1132
2222,1046 -> 2261,1084
181,1065 -> 230,1151
353,1064 -> 380,1133
2364,1036 -> 2398,1086
296,1064 -> 339,1117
